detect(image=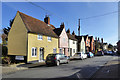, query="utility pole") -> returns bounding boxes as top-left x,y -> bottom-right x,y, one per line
78,19 -> 80,36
